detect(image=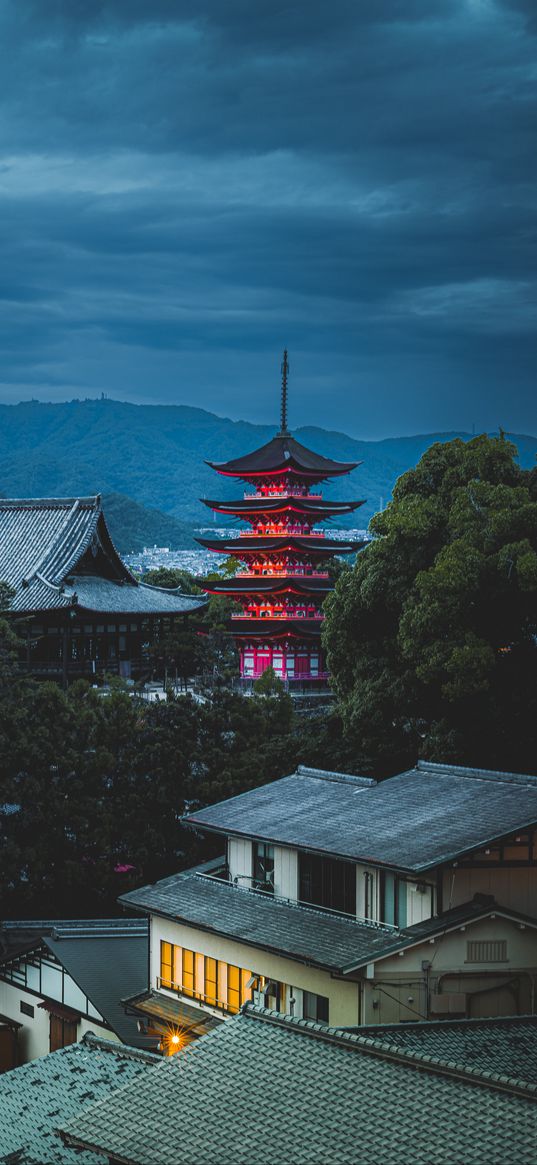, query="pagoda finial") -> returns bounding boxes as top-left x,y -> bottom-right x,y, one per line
279,349 -> 289,436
